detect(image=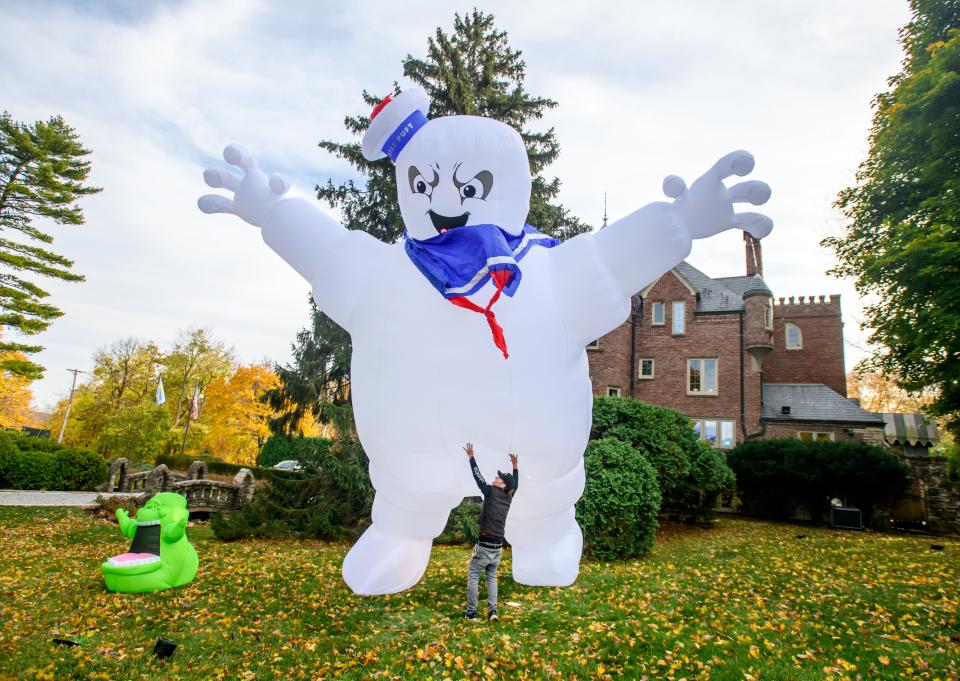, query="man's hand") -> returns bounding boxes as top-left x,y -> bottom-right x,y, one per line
662,150 -> 772,241
509,452 -> 518,468
199,144 -> 292,228
464,443 -> 474,458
